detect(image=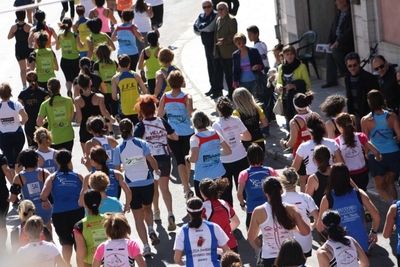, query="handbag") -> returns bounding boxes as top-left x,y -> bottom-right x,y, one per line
273,97 -> 284,116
